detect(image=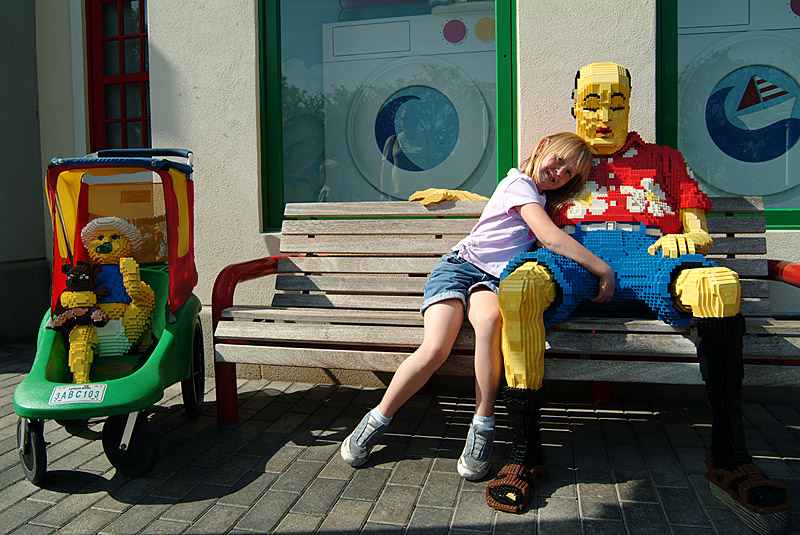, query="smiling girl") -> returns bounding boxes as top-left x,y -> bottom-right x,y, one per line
340,131 -> 613,481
